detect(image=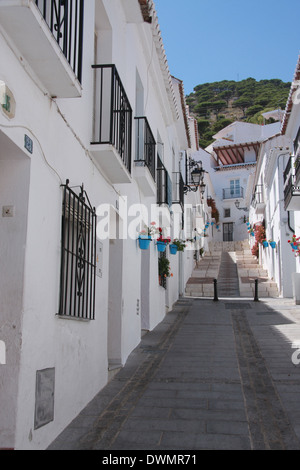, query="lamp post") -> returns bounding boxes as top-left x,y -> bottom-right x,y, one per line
184,159 -> 206,194
235,200 -> 248,212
